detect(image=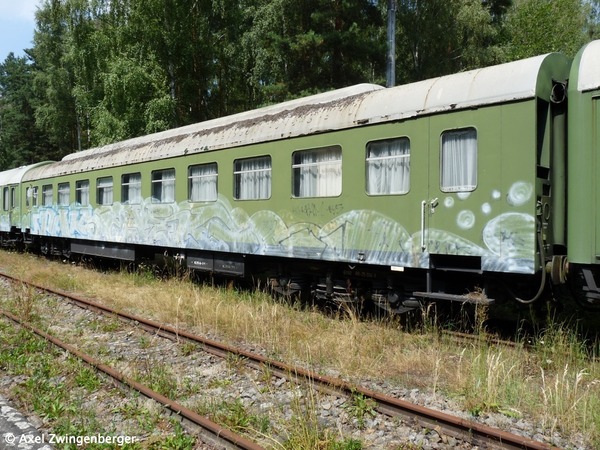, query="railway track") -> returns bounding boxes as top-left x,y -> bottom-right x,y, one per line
440,330 -> 522,349
0,310 -> 263,449
0,271 -> 561,450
